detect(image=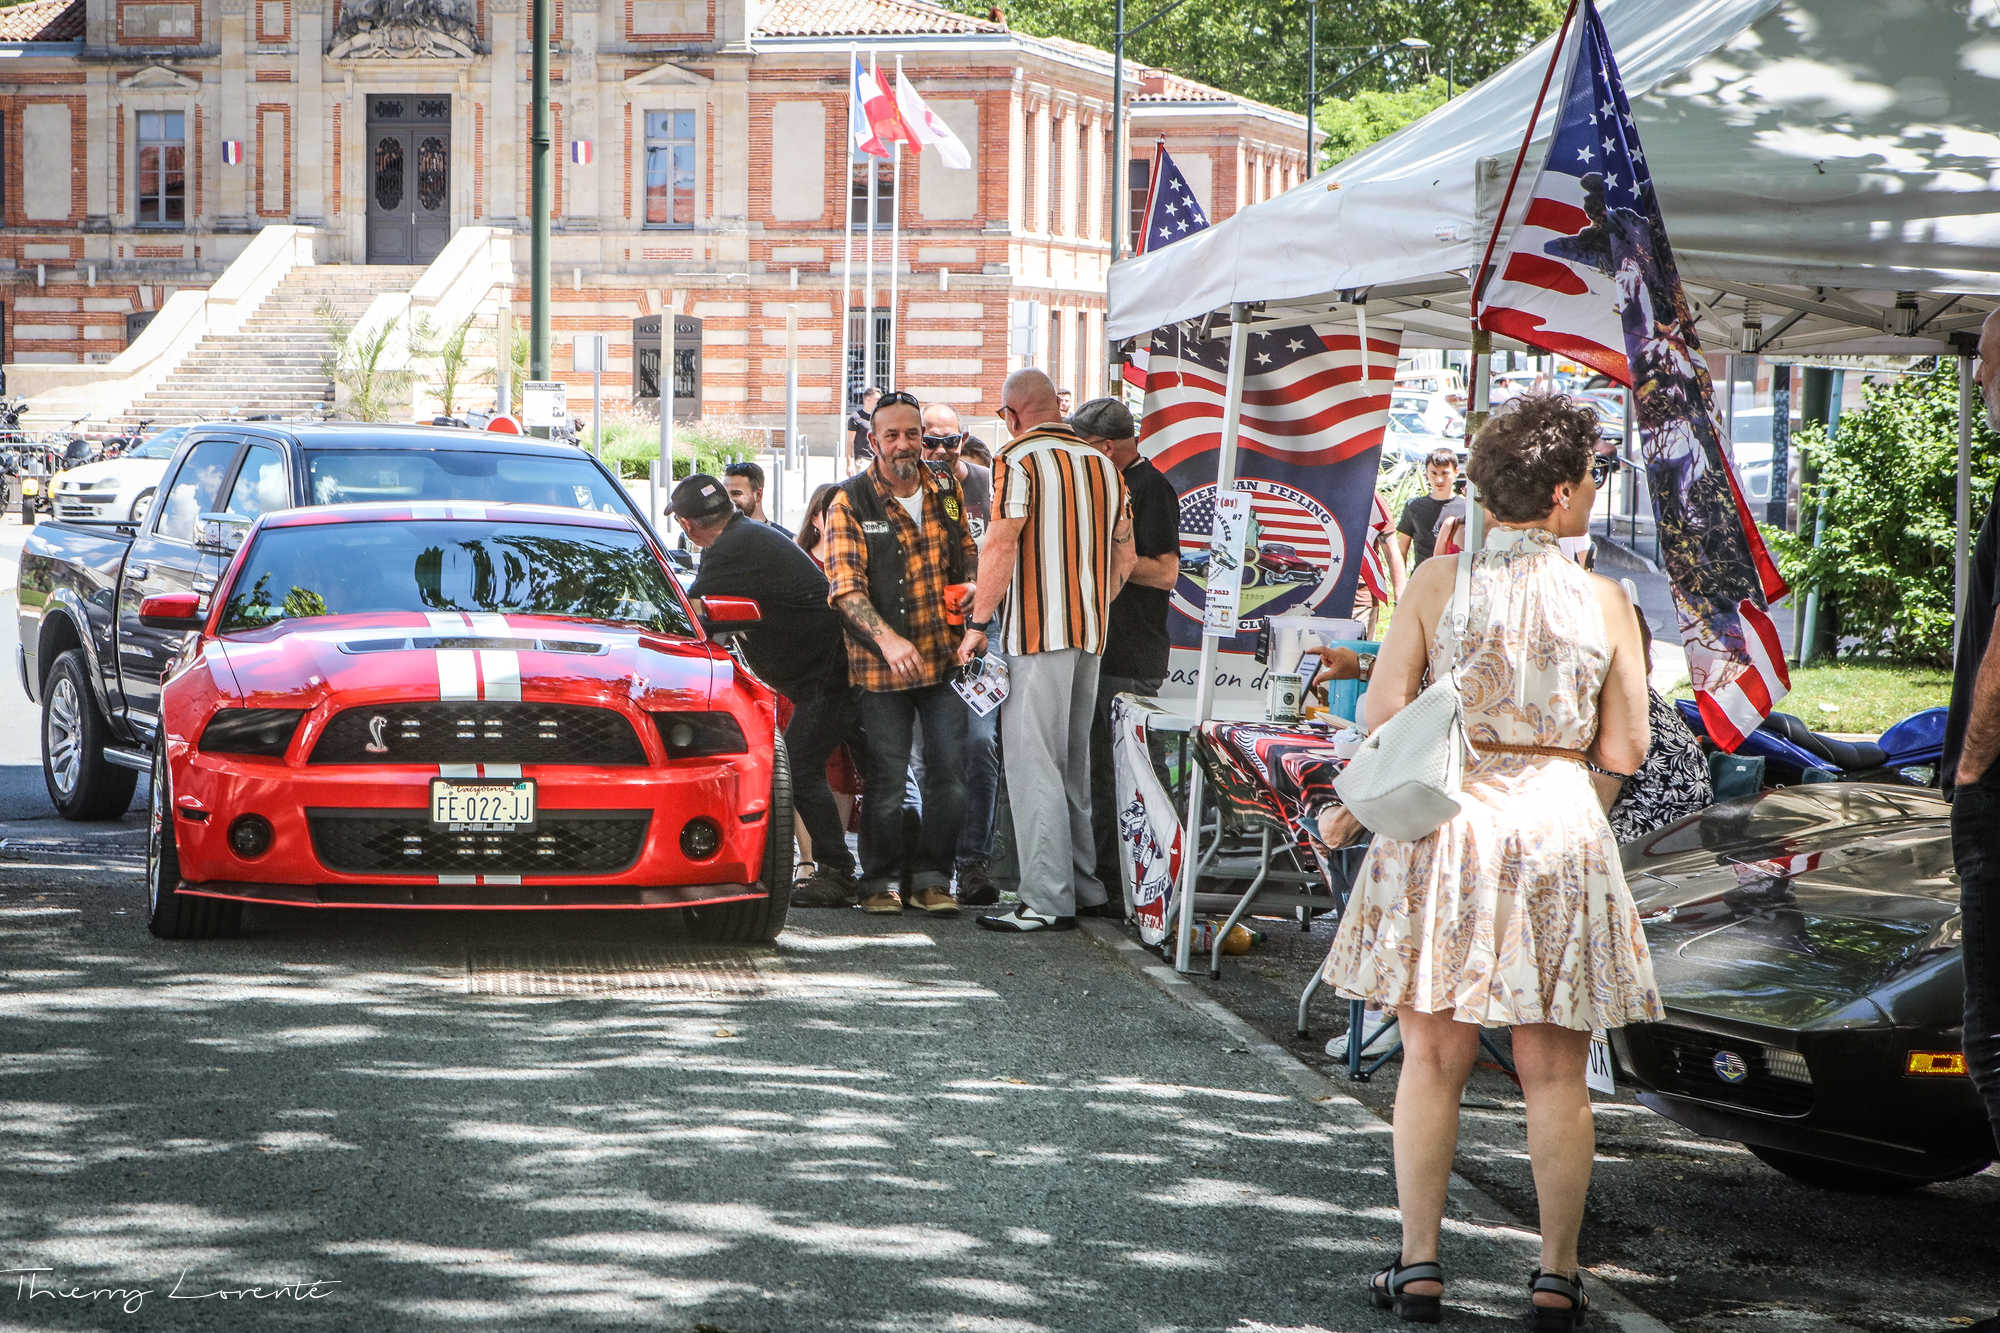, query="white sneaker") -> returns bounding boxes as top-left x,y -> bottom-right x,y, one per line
1326,1008 -> 1394,1059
